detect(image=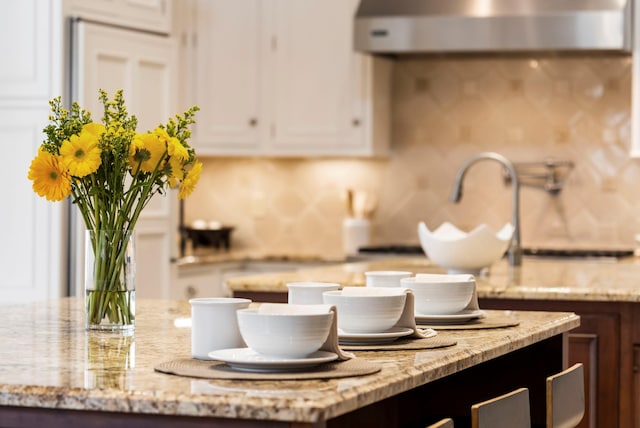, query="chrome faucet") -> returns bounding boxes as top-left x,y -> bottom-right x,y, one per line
449,152 -> 522,266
